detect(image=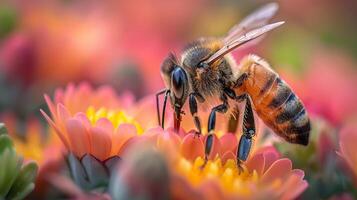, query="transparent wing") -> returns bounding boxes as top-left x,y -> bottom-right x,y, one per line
205,21 -> 284,65
224,3 -> 279,43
